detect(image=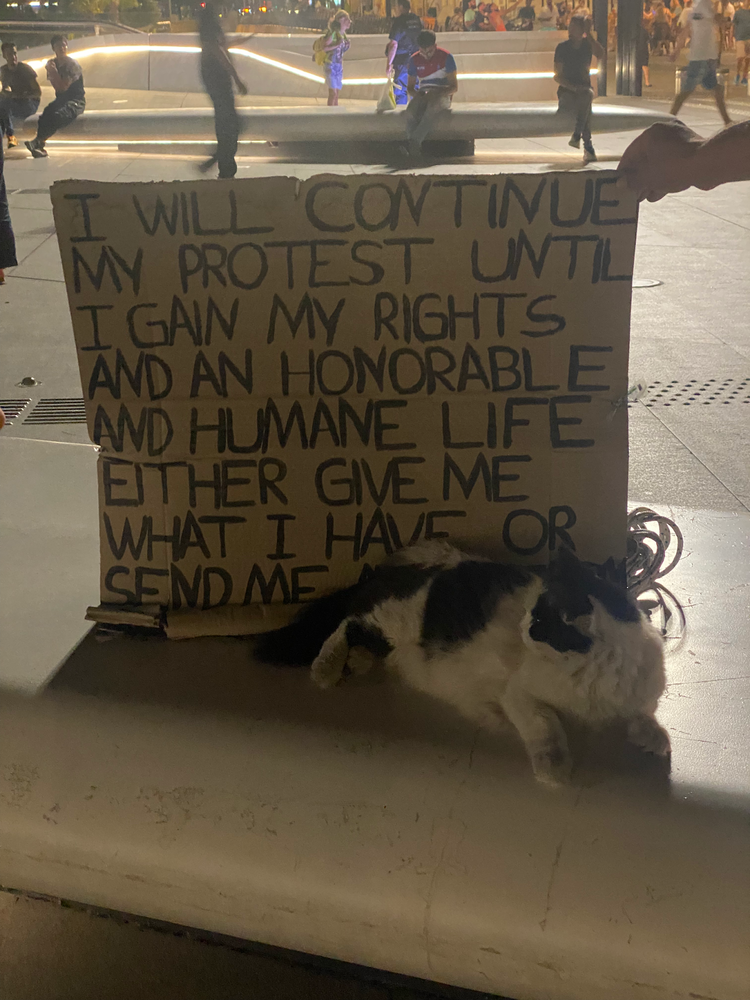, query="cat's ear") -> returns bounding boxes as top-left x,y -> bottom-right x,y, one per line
549,544 -> 592,581
545,545 -> 595,620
